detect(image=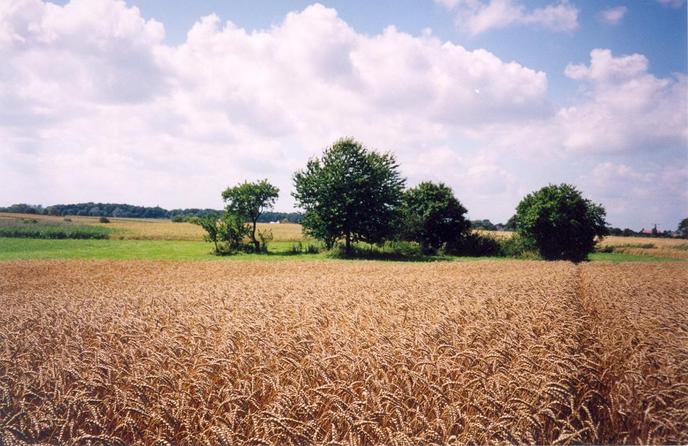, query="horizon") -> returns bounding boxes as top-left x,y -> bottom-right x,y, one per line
2,0 -> 687,229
